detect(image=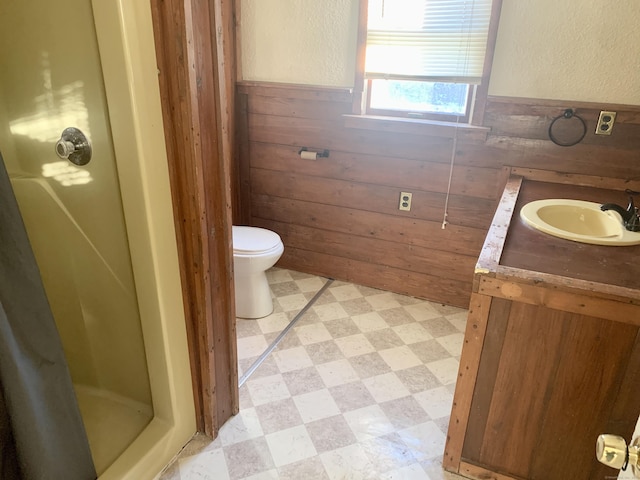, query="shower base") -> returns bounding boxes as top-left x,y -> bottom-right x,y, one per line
75,385 -> 153,475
